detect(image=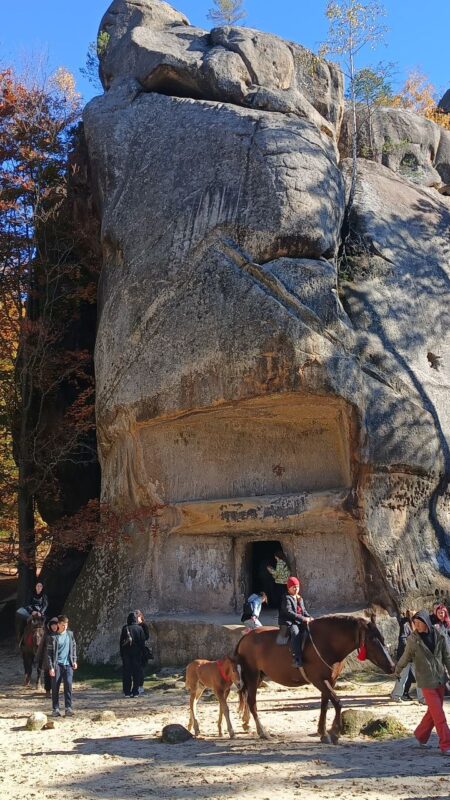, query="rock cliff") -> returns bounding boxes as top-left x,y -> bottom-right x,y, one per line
68,0 -> 450,663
